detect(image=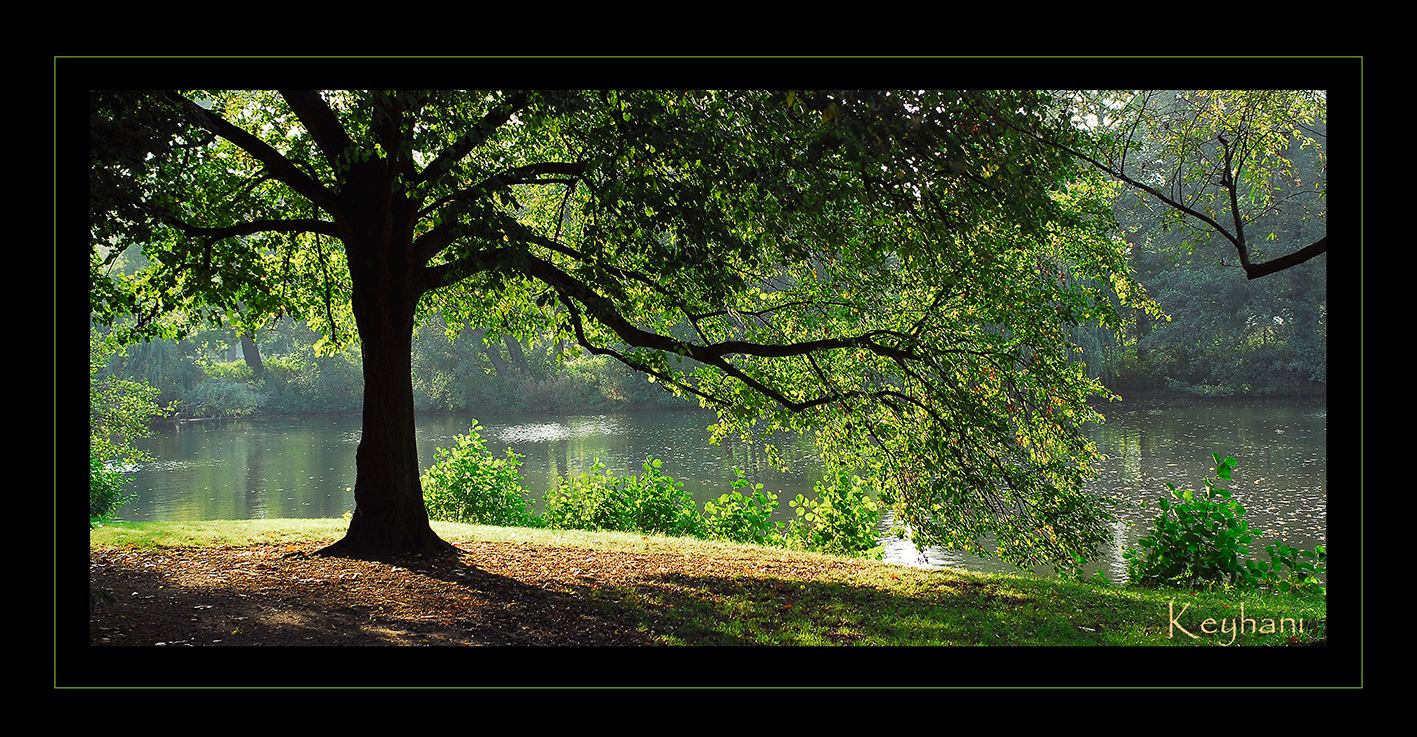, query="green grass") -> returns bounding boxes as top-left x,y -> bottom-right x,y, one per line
89,518 -> 750,553
606,561 -> 1327,647
90,518 -> 350,548
89,519 -> 1327,646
